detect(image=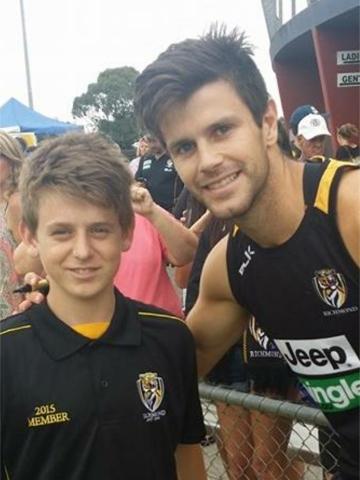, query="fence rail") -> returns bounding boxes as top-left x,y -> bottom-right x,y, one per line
199,382 -> 339,480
